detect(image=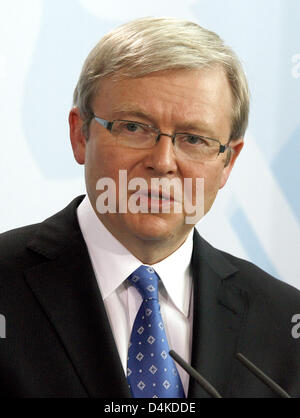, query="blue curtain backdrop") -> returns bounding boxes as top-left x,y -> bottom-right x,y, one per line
0,0 -> 299,288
